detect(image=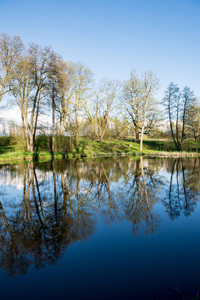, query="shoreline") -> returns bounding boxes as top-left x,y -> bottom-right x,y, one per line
0,150 -> 200,164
